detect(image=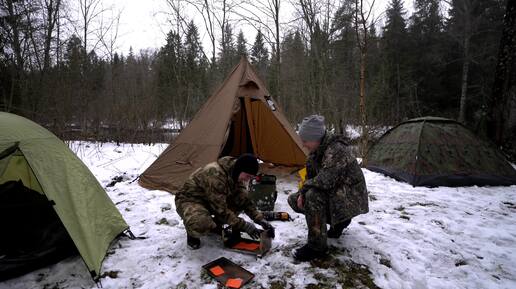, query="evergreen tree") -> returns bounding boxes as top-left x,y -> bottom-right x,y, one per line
183,21 -> 208,119
218,24 -> 237,76
408,0 -> 448,116
236,30 -> 248,57
251,29 -> 269,79
184,21 -> 204,68
382,0 -> 410,122
446,0 -> 505,124
156,30 -> 183,119
280,31 -> 308,121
